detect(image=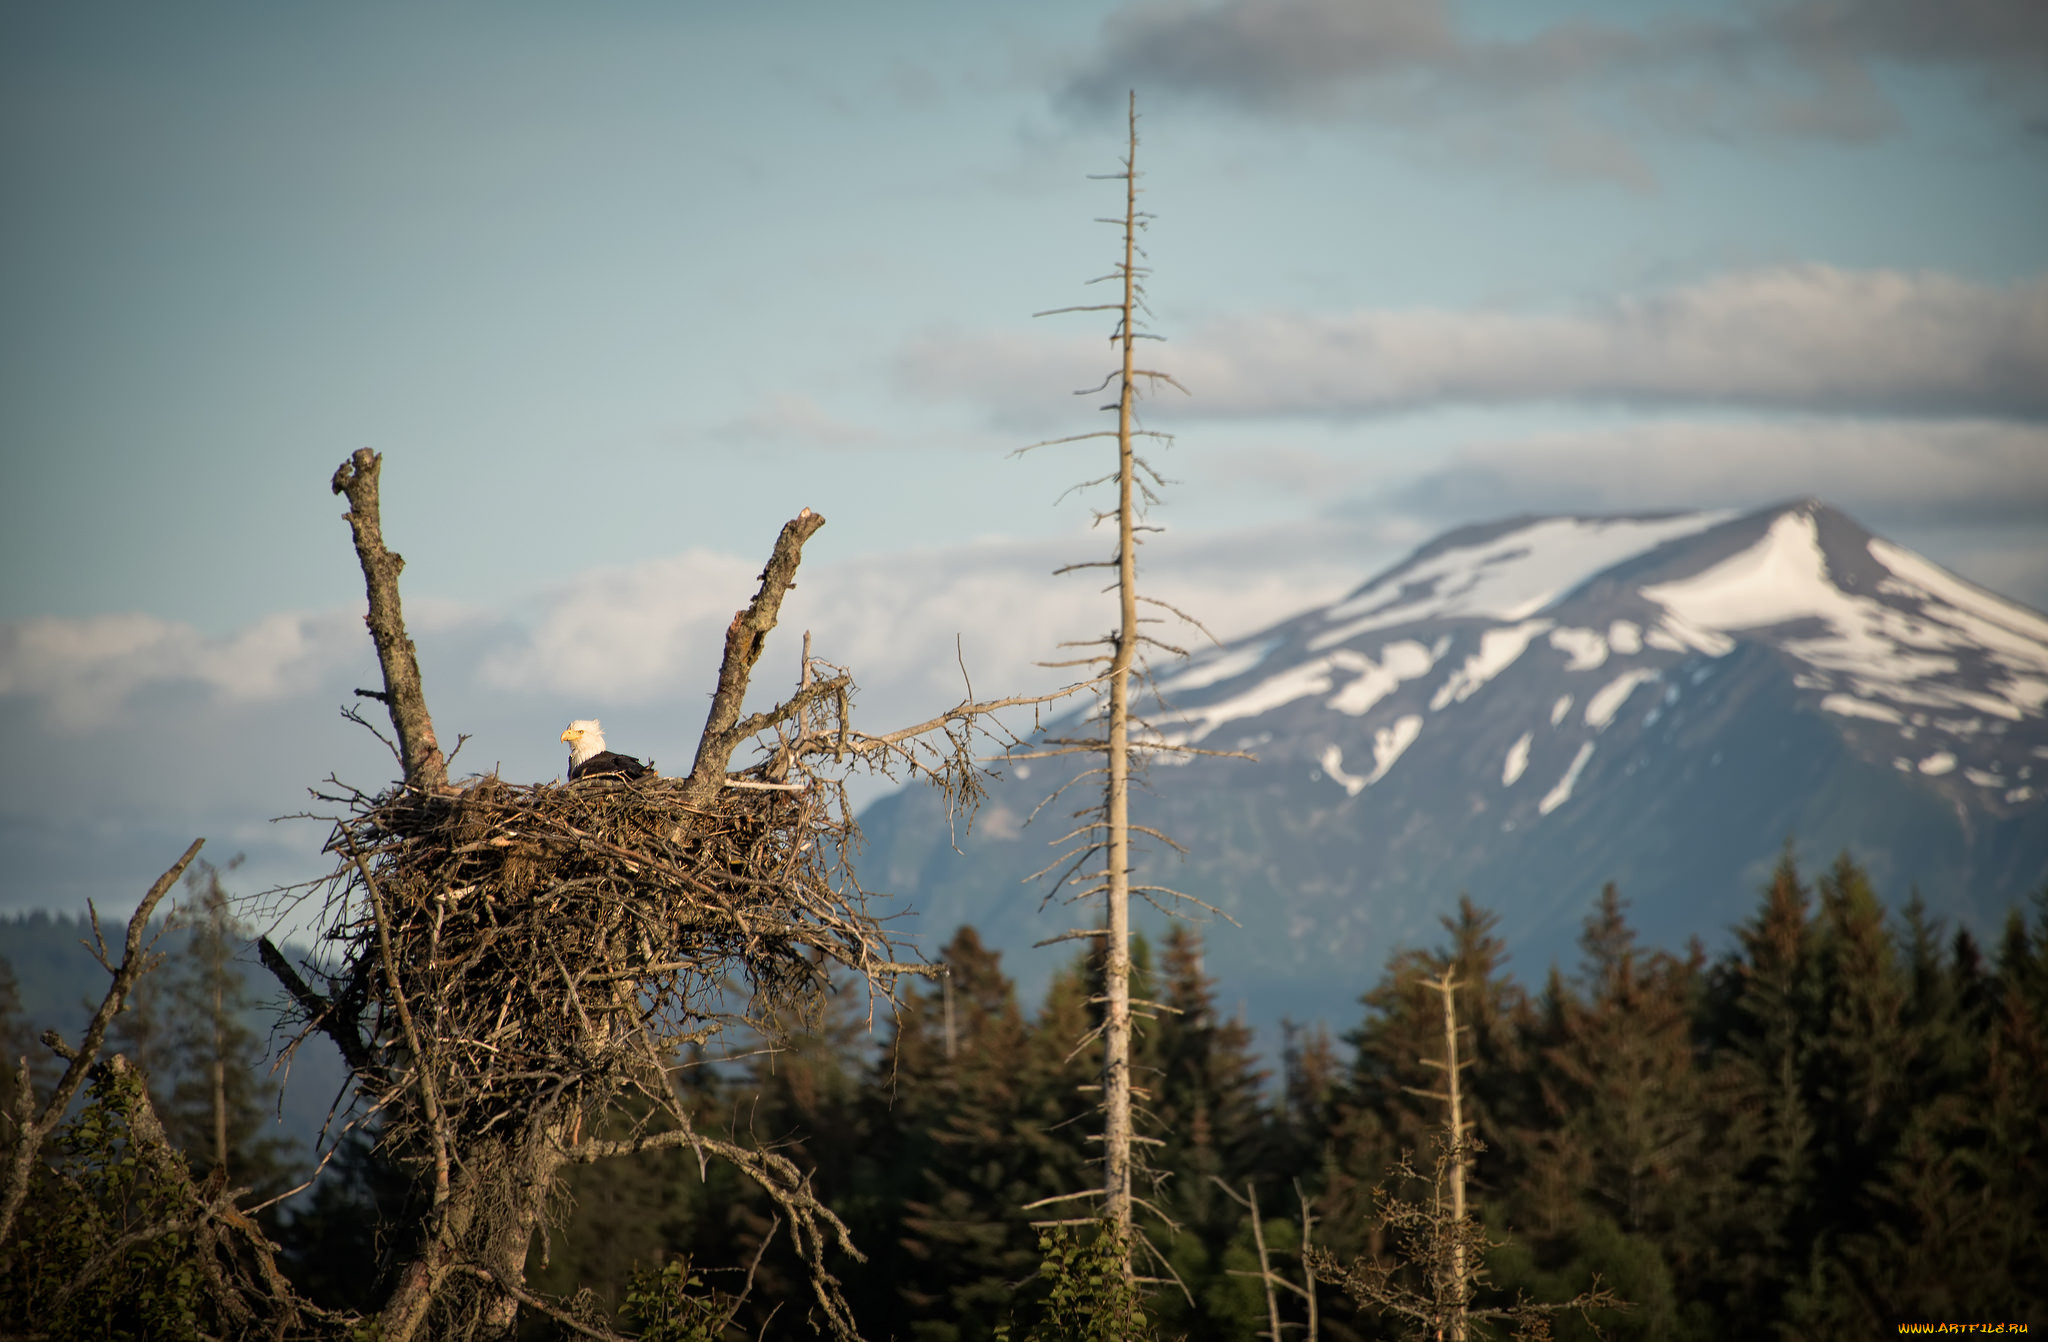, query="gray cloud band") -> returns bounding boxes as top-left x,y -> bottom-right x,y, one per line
907,267 -> 2048,422
1063,0 -> 2048,143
